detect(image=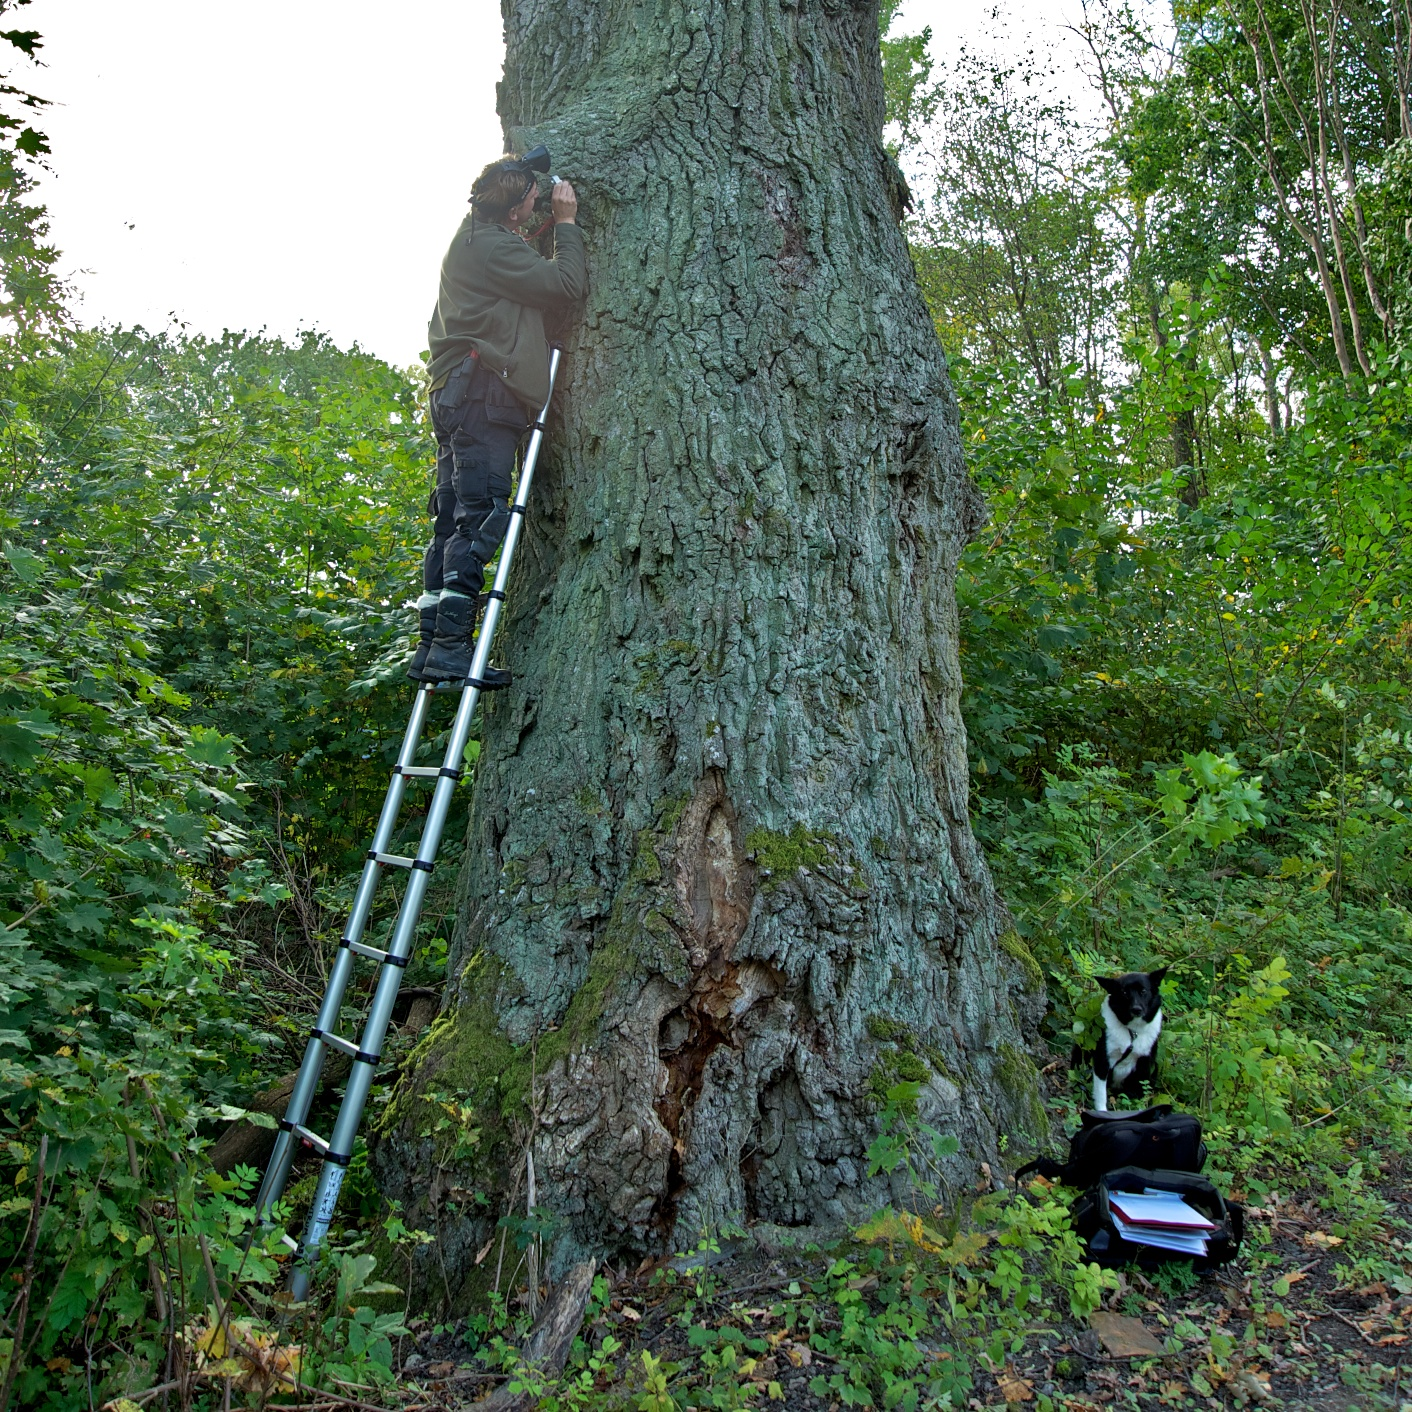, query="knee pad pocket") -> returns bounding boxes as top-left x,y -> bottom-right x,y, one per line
469,497 -> 511,563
